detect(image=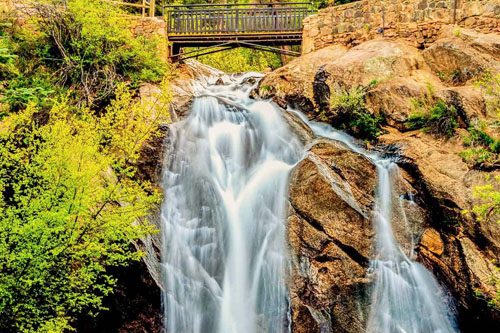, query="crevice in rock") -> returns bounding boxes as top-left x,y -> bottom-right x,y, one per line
290,202 -> 370,268
315,254 -> 341,263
